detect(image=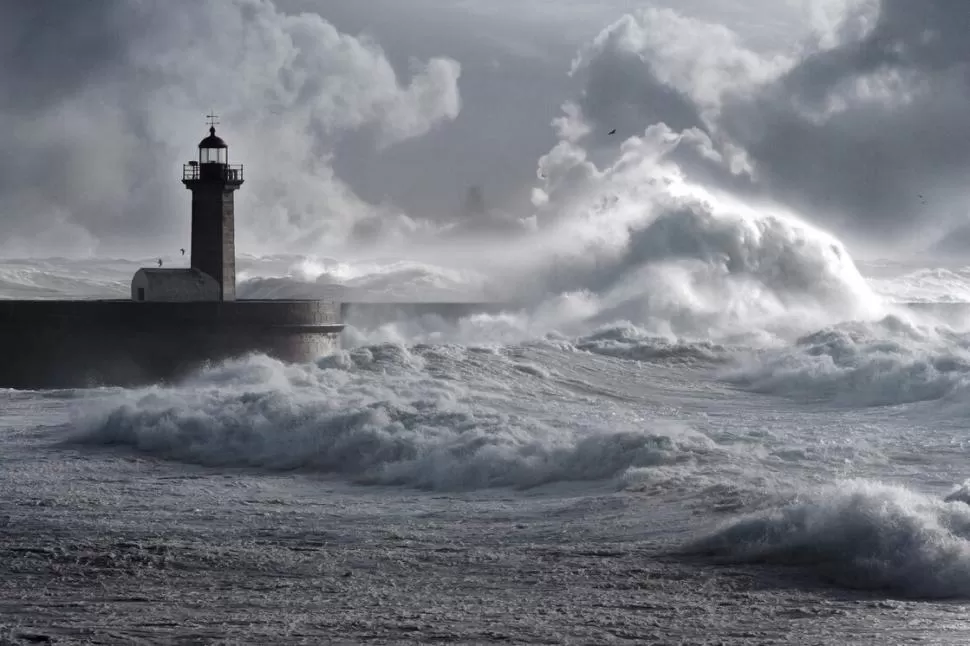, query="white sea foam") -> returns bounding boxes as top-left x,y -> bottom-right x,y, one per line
336,197 -> 894,349
724,315 -> 970,406
867,265 -> 970,304
575,323 -> 729,364
237,255 -> 489,302
684,480 -> 970,598
66,345 -> 726,491
488,123 -> 893,345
